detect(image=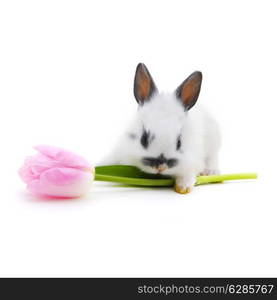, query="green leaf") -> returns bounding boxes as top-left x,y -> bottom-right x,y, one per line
95,165 -> 172,179
94,165 -> 174,187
